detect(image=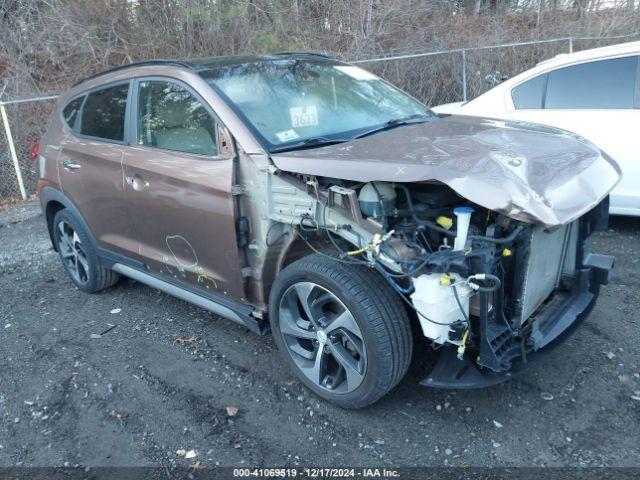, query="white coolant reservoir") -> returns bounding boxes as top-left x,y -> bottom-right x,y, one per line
410,273 -> 474,345
358,182 -> 396,218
